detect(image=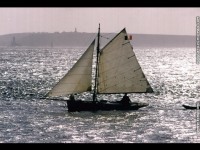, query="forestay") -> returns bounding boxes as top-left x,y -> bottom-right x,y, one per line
46,40 -> 95,97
